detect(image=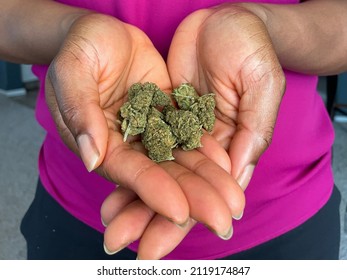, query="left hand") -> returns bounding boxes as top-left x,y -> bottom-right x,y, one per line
168,4 -> 286,185
102,3 -> 286,260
